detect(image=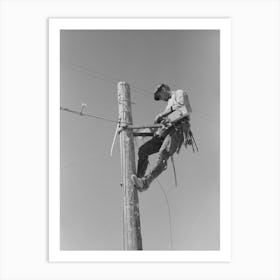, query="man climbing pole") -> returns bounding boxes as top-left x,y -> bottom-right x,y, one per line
131,83 -> 193,192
